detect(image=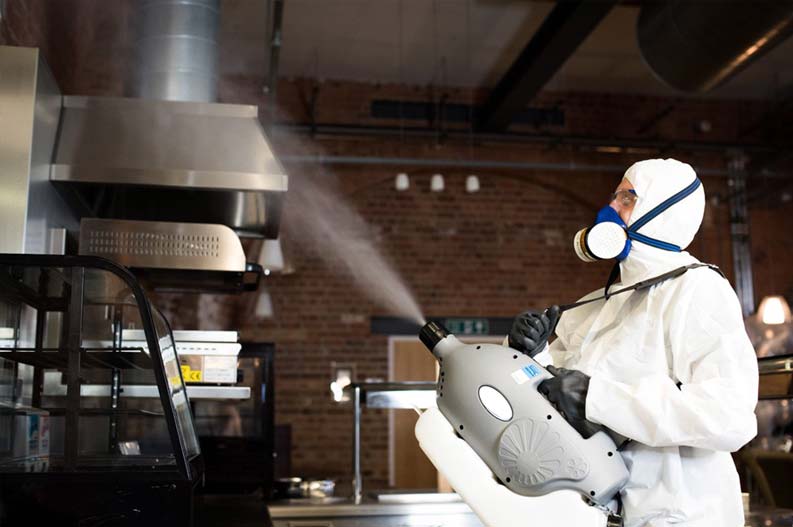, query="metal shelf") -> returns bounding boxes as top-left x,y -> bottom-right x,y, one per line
0,348 -> 151,370
758,354 -> 793,400
42,382 -> 250,401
